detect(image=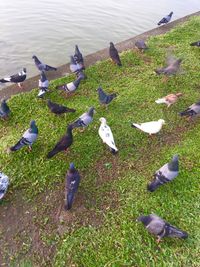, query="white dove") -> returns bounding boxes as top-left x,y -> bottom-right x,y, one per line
131,119 -> 165,135
98,117 -> 118,154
